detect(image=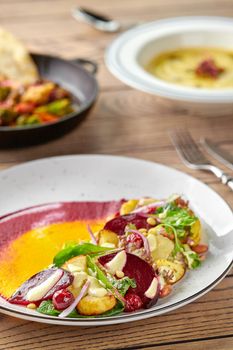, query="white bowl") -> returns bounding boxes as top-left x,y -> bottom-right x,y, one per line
106,17 -> 233,116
